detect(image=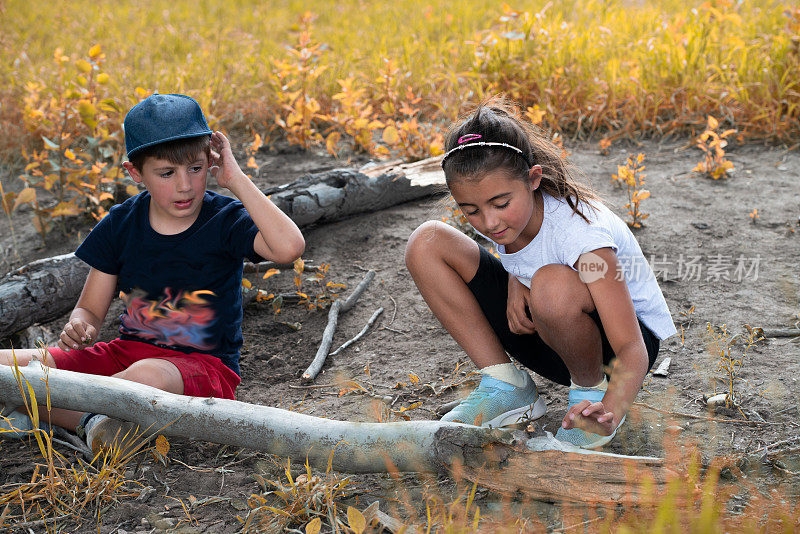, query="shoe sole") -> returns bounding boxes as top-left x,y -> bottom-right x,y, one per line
483,396 -> 547,428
